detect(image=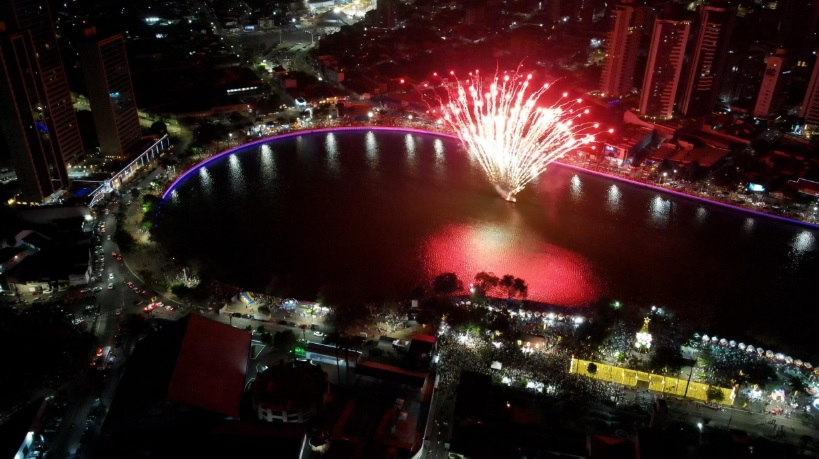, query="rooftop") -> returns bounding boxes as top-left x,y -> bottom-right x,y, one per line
251,360 -> 327,411
167,314 -> 251,418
